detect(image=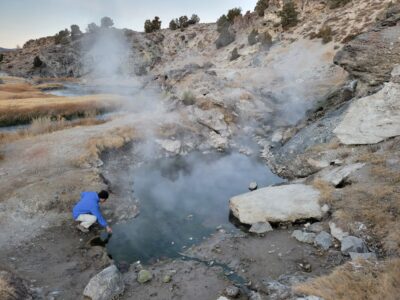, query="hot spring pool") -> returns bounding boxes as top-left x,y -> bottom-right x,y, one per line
106,152 -> 283,264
